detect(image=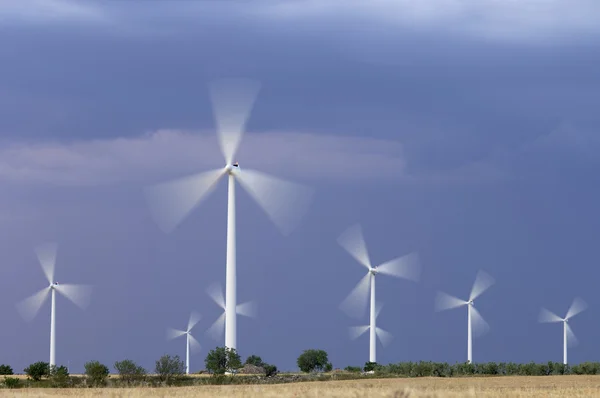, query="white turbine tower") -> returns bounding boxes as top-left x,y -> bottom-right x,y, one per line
167,311 -> 202,374
337,224 -> 420,364
144,78 -> 314,353
539,297 -> 587,365
435,270 -> 494,364
16,243 -> 92,367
